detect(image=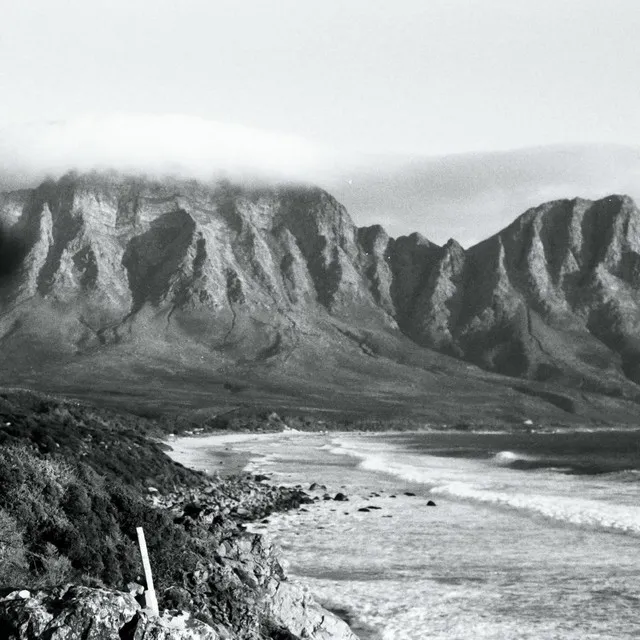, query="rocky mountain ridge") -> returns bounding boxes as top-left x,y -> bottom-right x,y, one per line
398,194 -> 640,389
2,172 -> 640,423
